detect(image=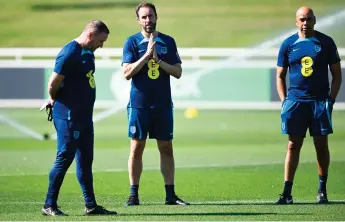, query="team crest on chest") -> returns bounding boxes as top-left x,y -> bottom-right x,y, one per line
314,45 -> 321,52
161,47 -> 167,54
